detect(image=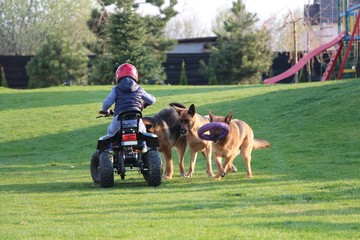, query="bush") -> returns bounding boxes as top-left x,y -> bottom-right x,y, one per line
0,65 -> 7,87
26,35 -> 88,88
88,55 -> 116,85
179,60 -> 188,85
